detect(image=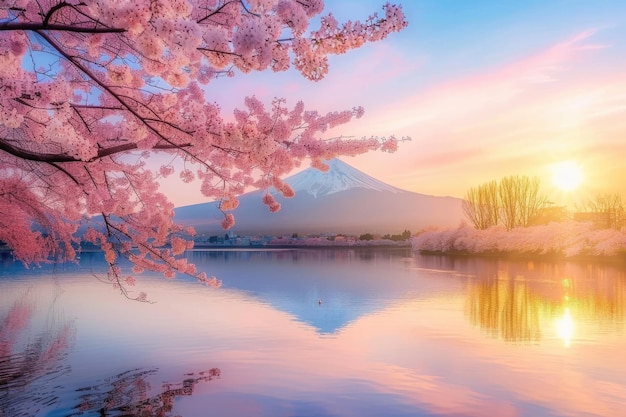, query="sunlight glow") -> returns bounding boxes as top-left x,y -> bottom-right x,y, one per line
551,161 -> 584,192
555,308 -> 574,348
